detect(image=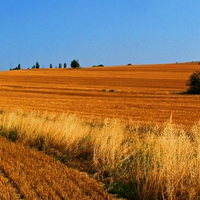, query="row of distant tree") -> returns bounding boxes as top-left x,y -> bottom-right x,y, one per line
9,61 -> 200,94
10,64 -> 21,70
10,60 -> 80,70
